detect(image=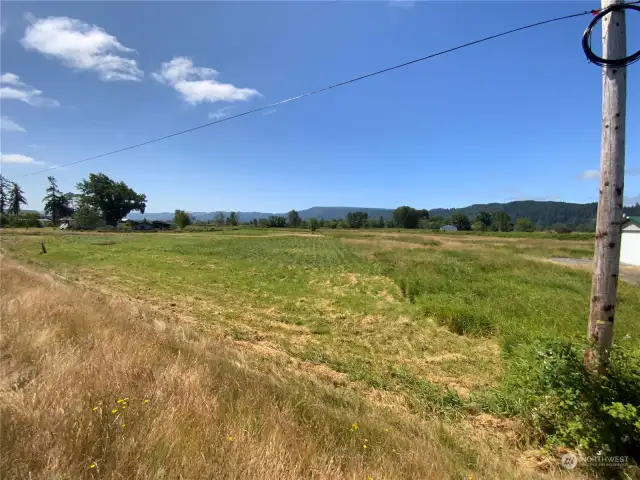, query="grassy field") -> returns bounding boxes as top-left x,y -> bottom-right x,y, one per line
1,228 -> 639,478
